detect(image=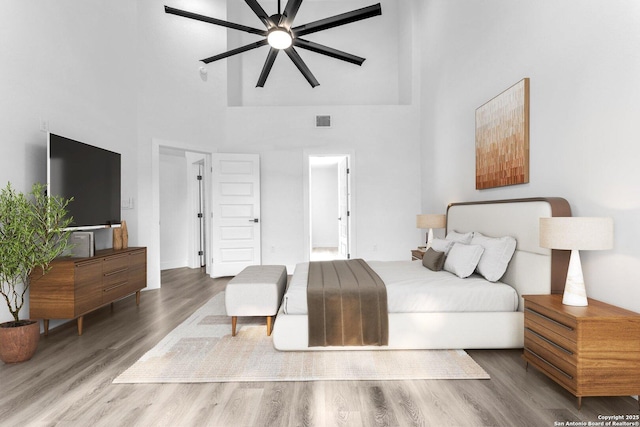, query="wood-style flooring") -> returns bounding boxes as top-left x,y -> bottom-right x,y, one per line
1,267 -> 637,426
